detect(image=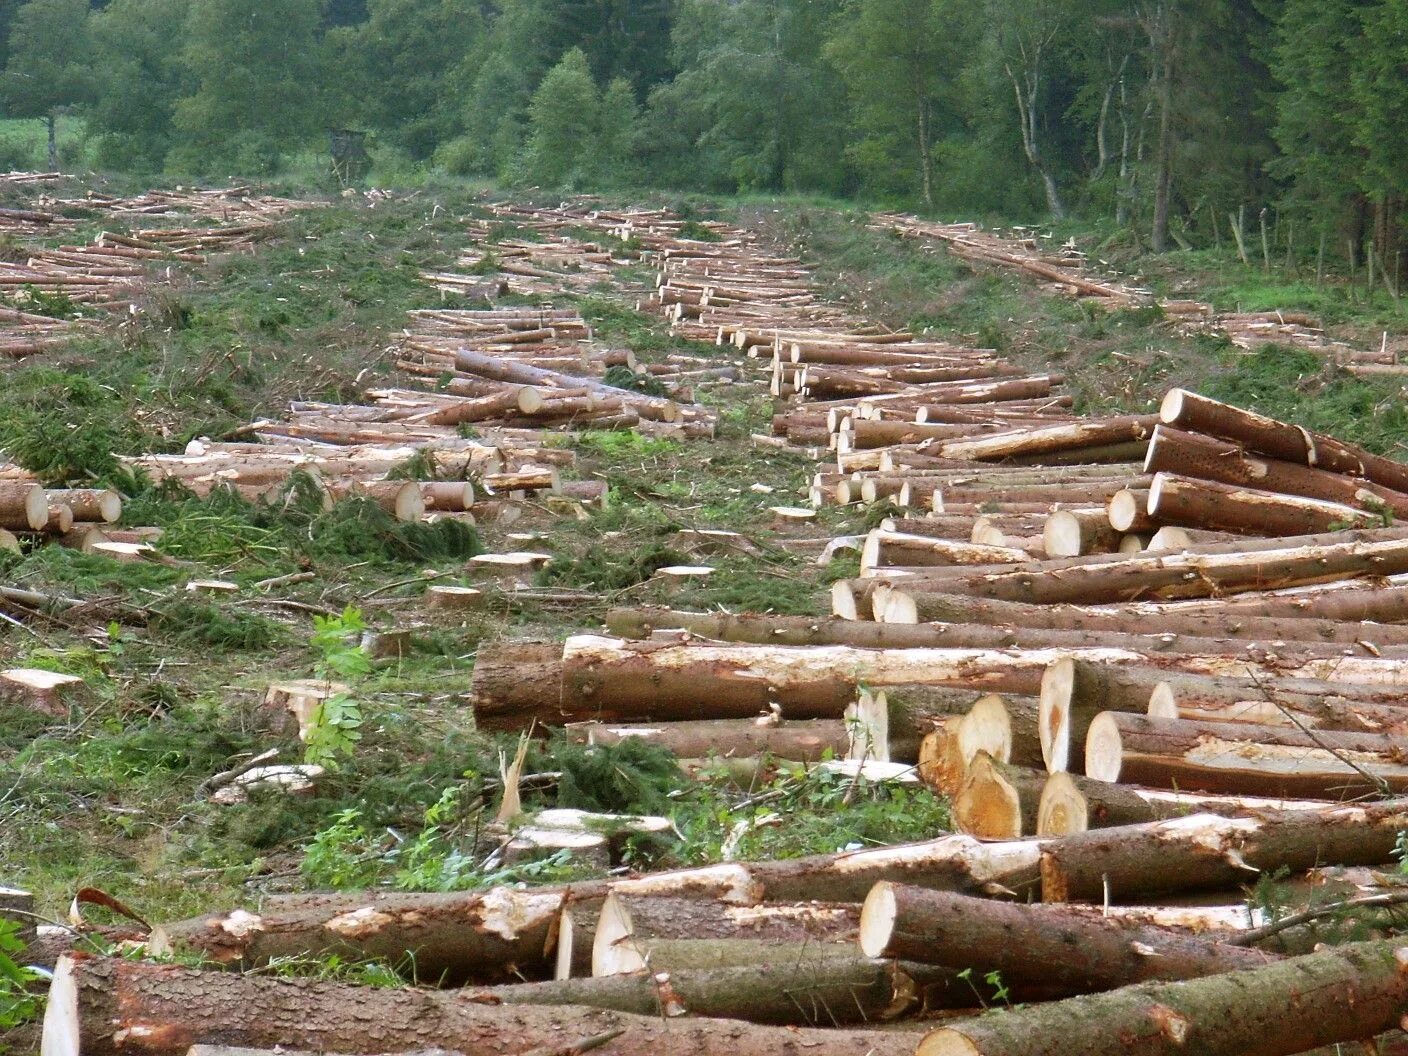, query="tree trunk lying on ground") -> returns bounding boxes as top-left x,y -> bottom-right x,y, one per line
1085,712 -> 1408,798
1035,769 -> 1334,838
915,940 -> 1408,1056
859,882 -> 1277,996
1040,800 -> 1408,903
151,834 -> 1043,975
42,953 -> 916,1056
